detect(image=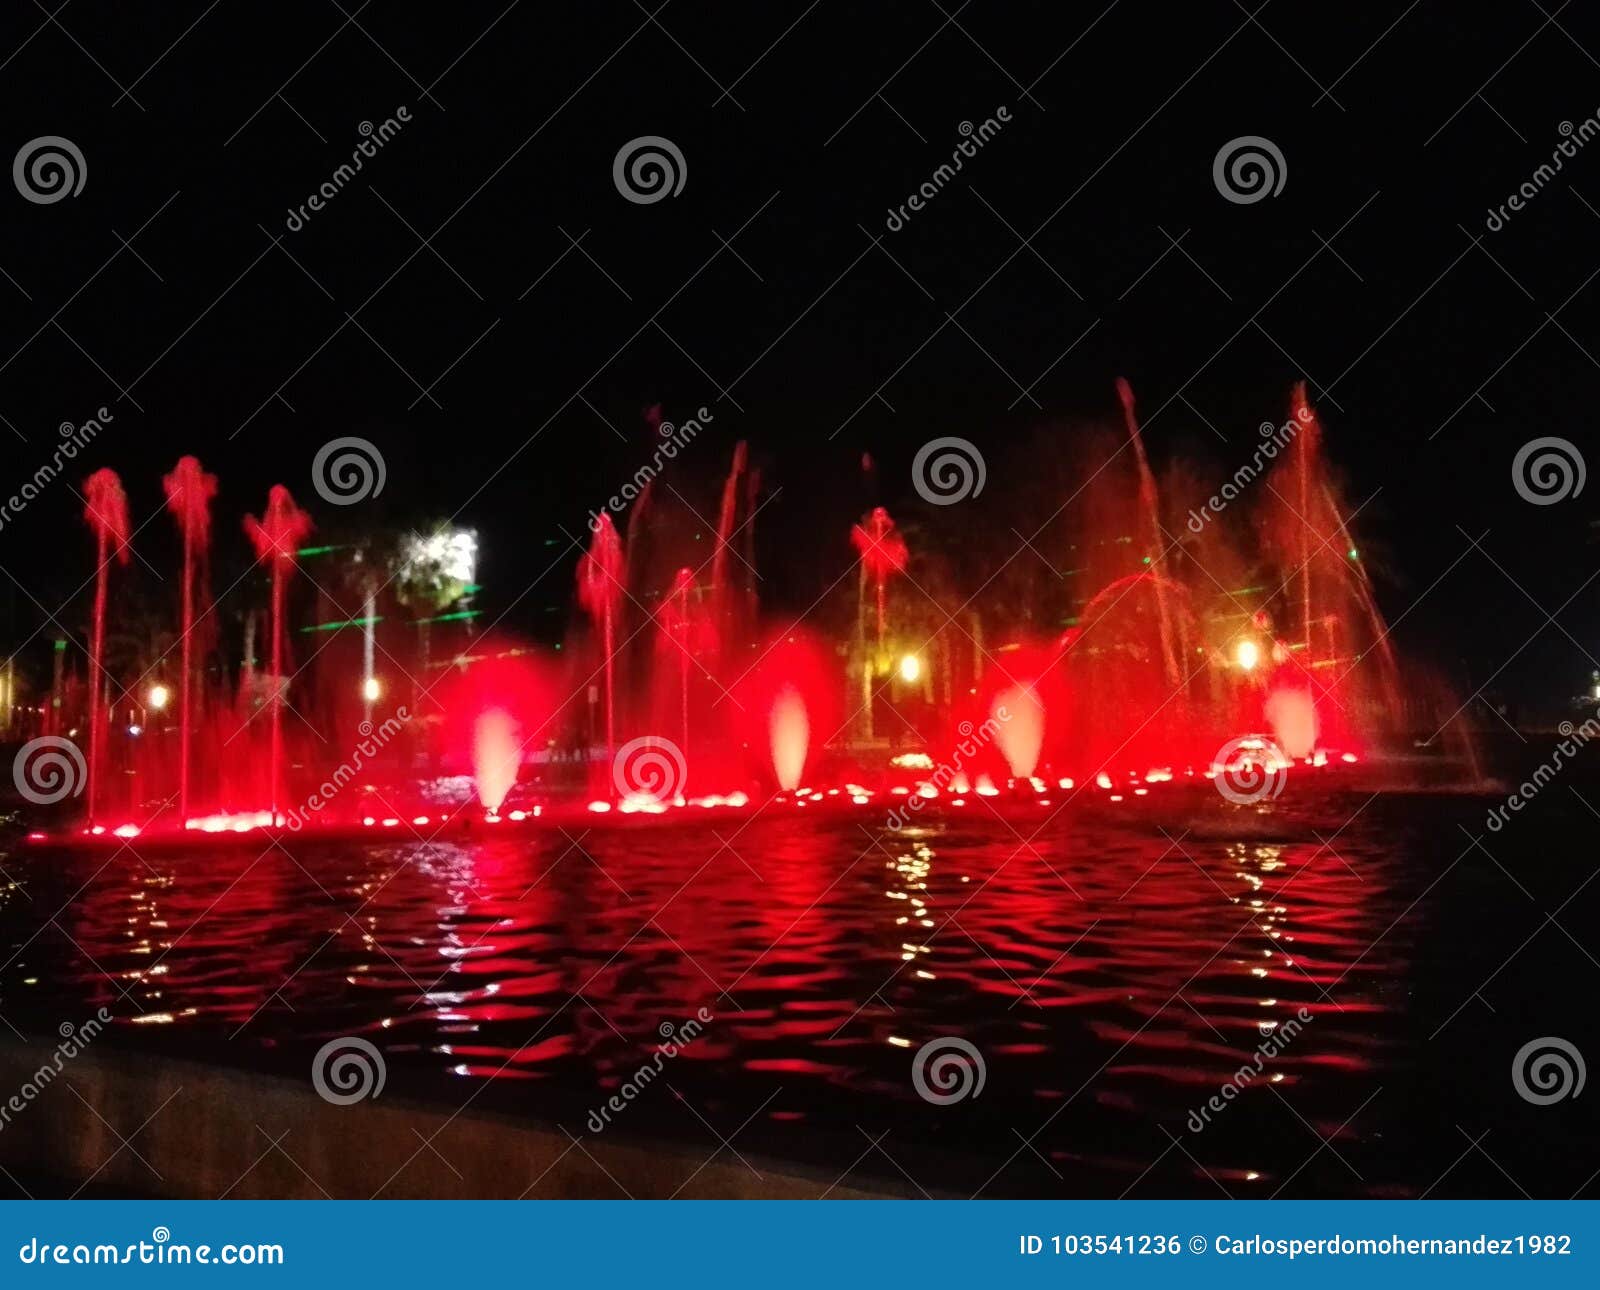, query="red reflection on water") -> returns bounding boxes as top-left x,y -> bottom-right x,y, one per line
22,788 -> 1406,1193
